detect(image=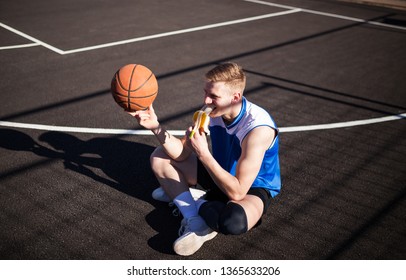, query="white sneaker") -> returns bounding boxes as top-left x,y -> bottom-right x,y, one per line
152,186 -> 206,203
173,216 -> 217,256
